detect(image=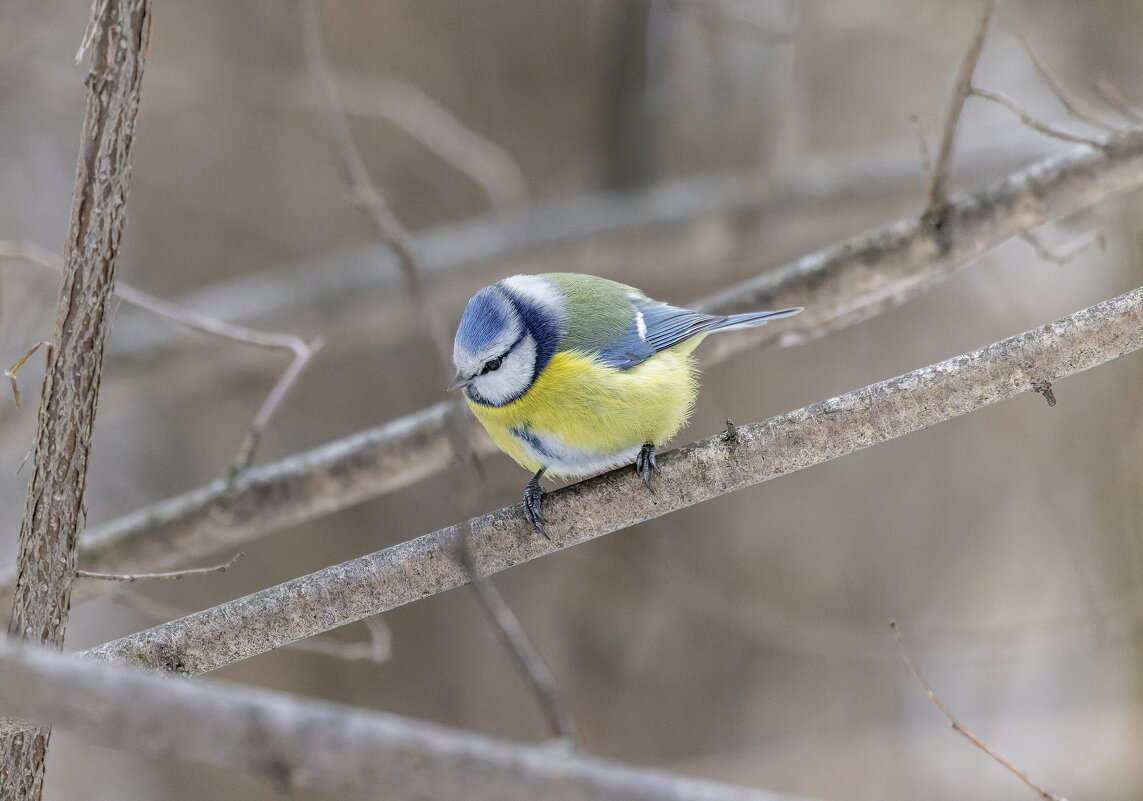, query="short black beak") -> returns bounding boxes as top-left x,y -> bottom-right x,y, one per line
447,372 -> 468,391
